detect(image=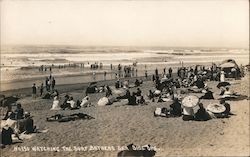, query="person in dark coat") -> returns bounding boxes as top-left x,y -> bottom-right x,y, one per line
15,103 -> 24,119
195,103 -> 211,121
168,67 -> 173,78
169,98 -> 182,117
1,126 -> 22,146
200,88 -> 214,99
135,79 -> 140,87
24,112 -> 36,134
128,92 -> 137,105
32,83 -> 37,98
135,88 -> 142,96
220,99 -> 233,117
